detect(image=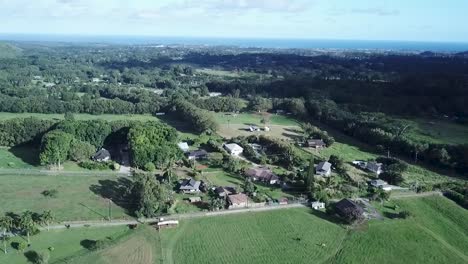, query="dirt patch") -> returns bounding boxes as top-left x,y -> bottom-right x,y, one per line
101,236 -> 153,264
